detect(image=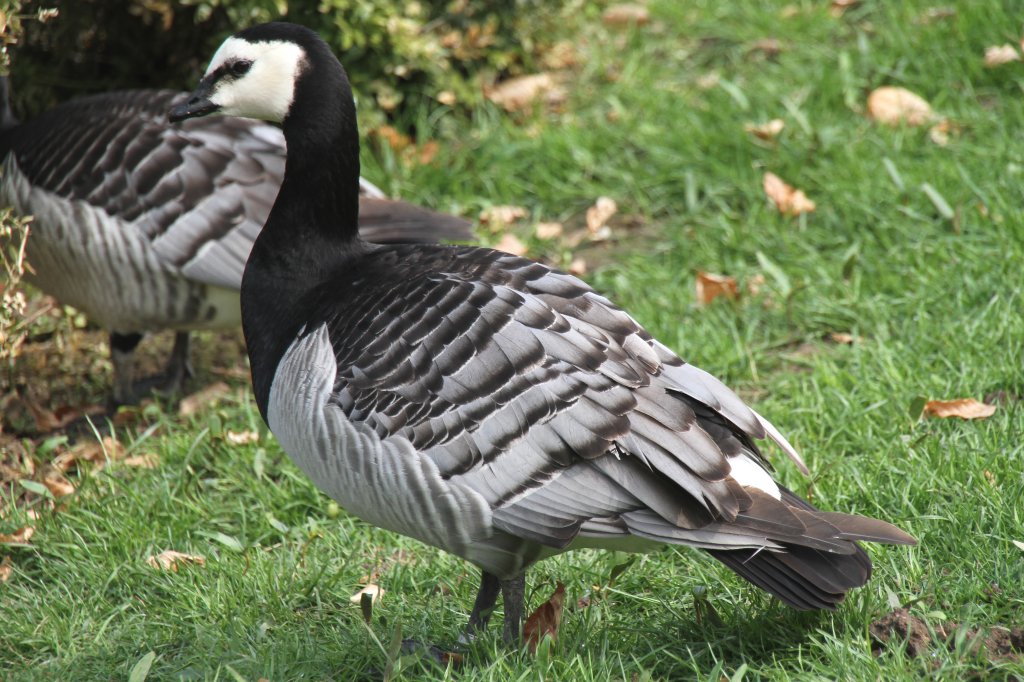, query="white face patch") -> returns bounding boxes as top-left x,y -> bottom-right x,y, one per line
727,454 -> 781,500
205,37 -> 306,123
